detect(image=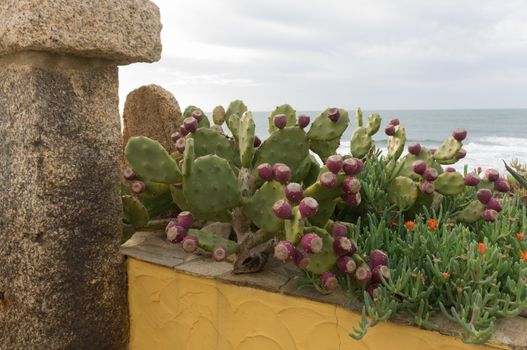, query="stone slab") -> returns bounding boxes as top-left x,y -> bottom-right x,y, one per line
0,0 -> 162,64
